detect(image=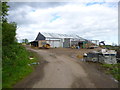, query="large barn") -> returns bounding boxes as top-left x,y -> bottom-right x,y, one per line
30,32 -> 87,48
